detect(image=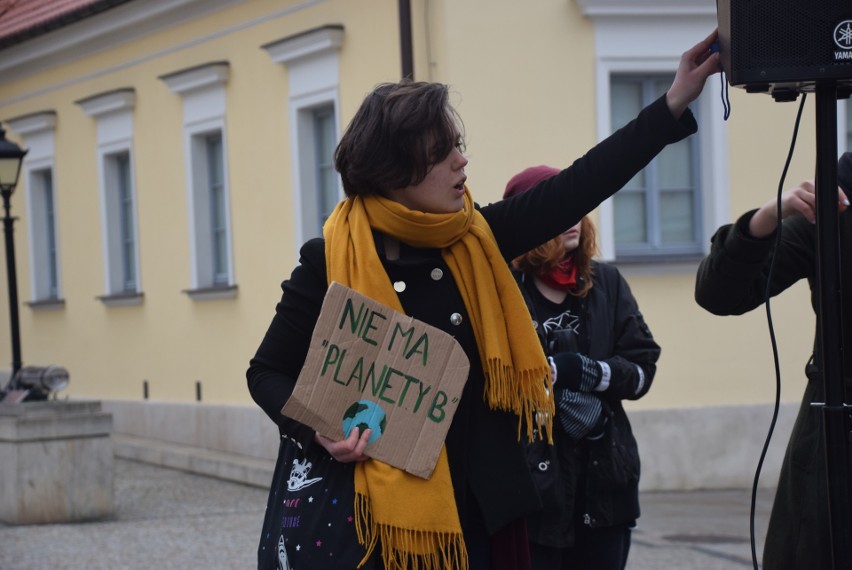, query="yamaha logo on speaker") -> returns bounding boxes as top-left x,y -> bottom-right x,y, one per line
834,20 -> 852,61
